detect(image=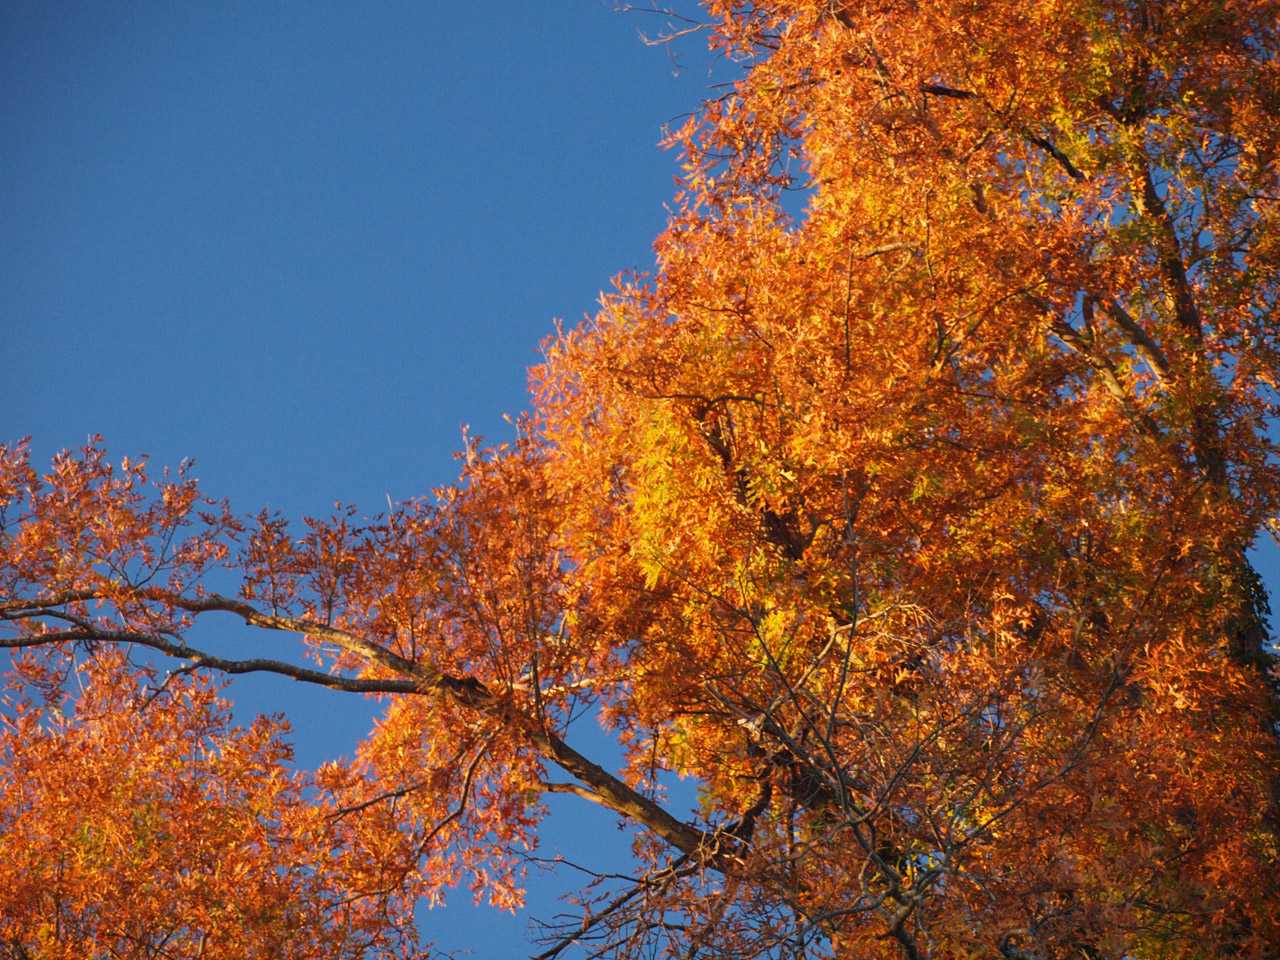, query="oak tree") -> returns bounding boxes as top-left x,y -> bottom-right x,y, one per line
4,2 -> 1280,958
